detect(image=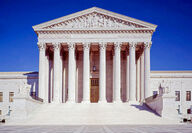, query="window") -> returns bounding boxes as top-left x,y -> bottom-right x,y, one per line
187,109 -> 191,114
0,92 -> 3,102
186,91 -> 191,101
175,91 -> 180,101
9,92 -> 14,102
